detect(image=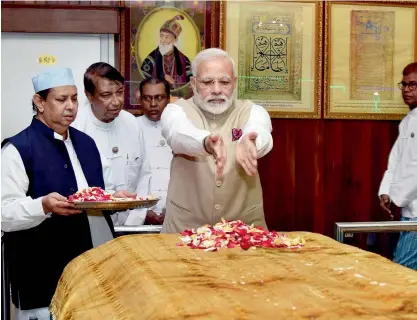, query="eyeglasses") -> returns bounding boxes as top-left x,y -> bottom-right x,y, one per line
398,81 -> 417,91
141,95 -> 167,103
196,78 -> 233,89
